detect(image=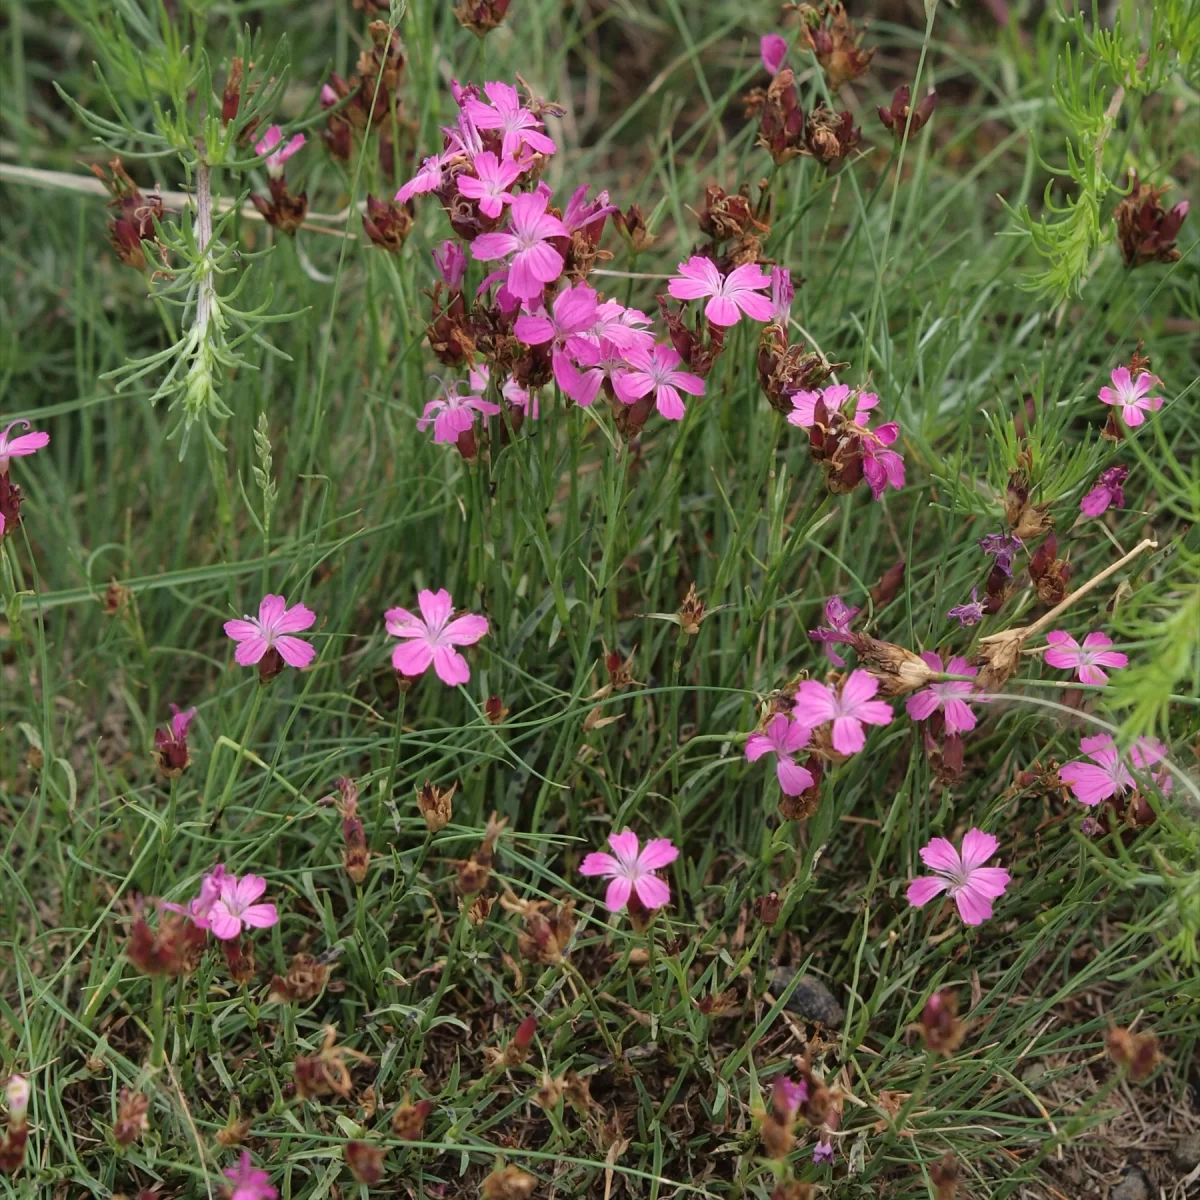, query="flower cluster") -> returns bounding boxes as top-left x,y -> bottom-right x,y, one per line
0,418 -> 50,540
